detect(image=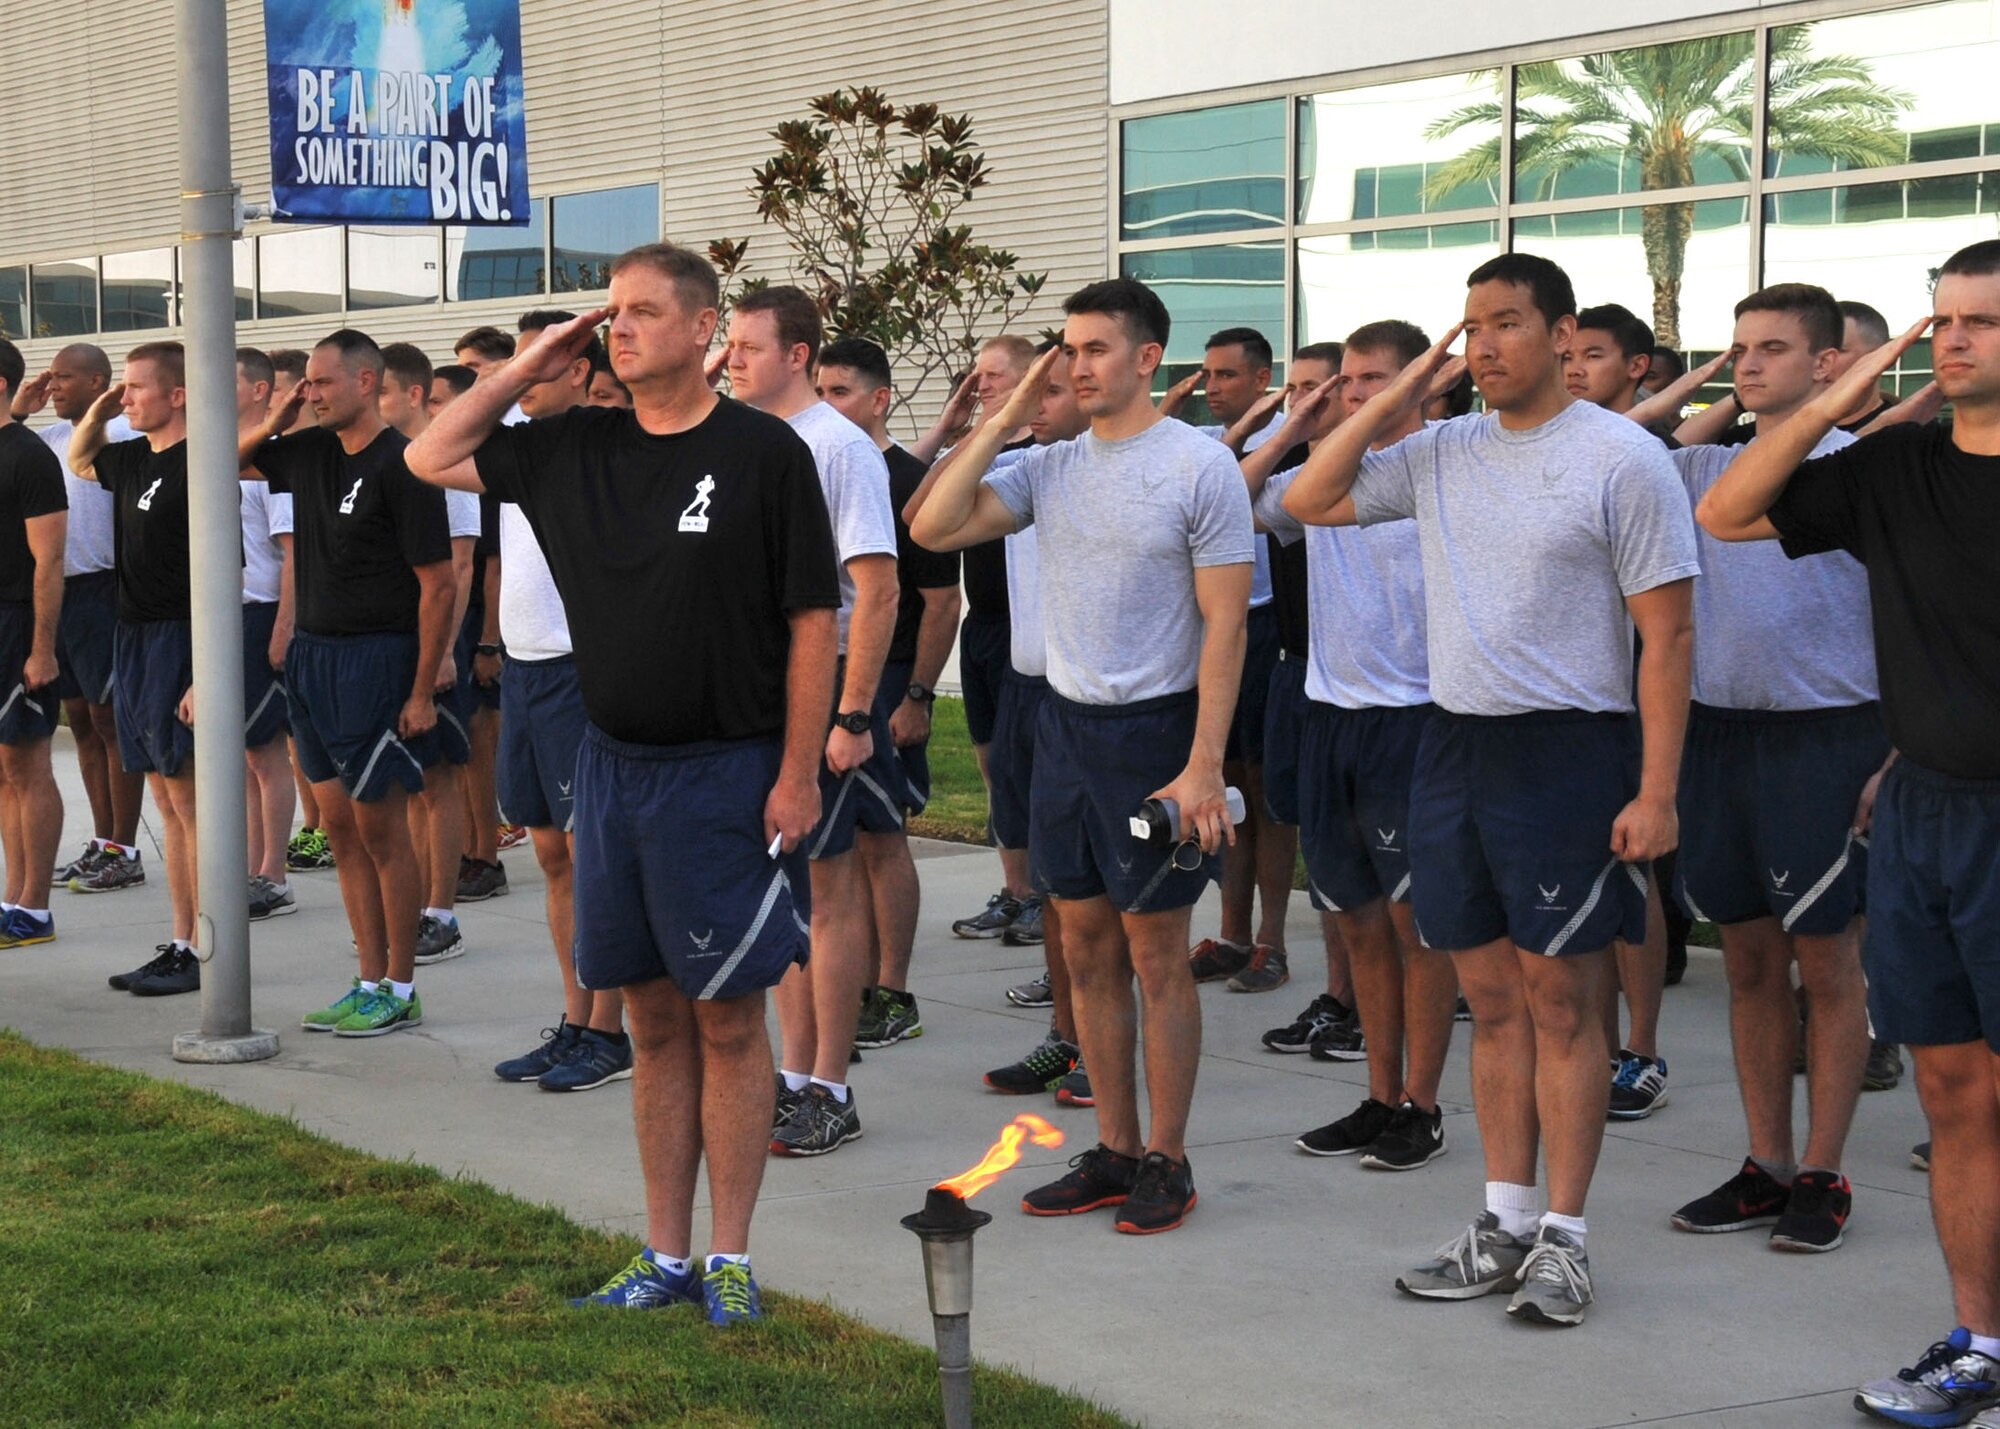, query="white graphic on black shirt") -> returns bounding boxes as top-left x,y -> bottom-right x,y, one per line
136,477 -> 163,511
678,474 -> 715,533
339,477 -> 363,514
